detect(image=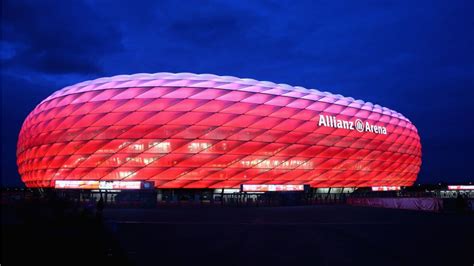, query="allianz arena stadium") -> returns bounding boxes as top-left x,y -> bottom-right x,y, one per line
17,73 -> 421,189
